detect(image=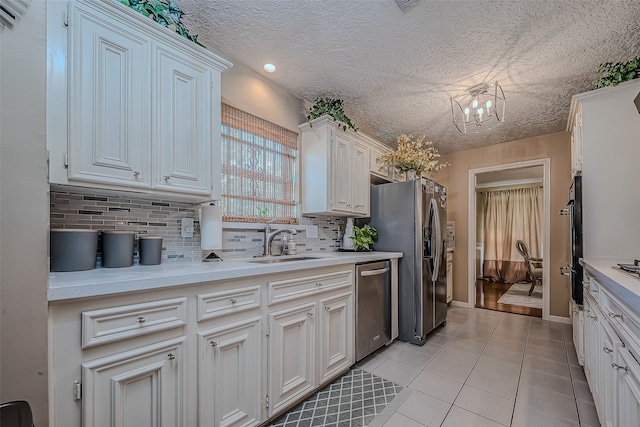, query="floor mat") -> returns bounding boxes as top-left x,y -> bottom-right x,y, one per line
269,368 -> 411,427
497,282 -> 542,309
